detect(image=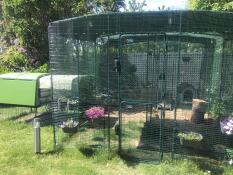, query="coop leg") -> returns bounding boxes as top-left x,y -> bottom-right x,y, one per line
35,107 -> 37,117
